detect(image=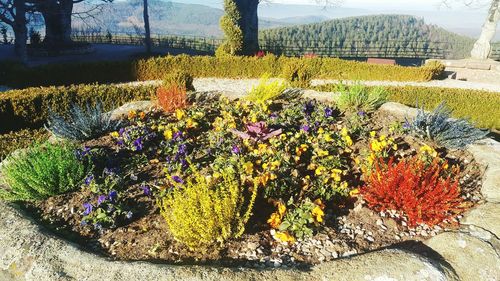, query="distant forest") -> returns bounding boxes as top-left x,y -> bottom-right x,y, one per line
260,15 -> 476,59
